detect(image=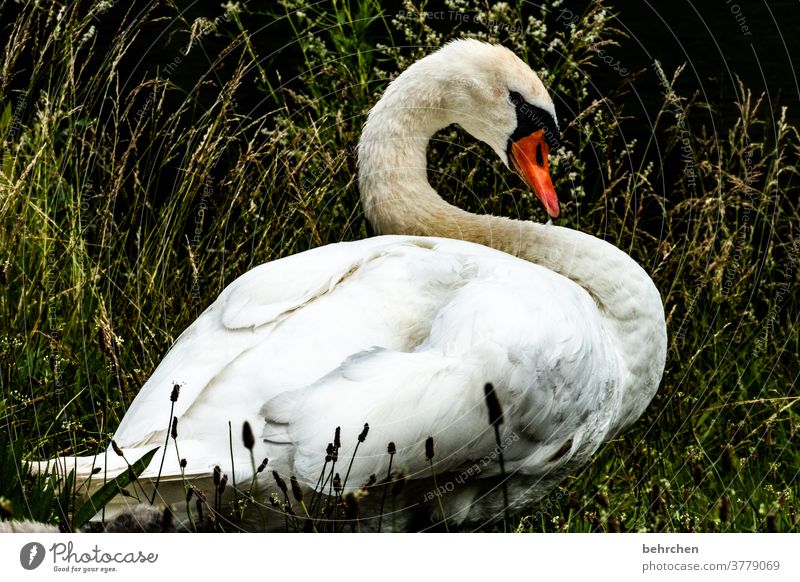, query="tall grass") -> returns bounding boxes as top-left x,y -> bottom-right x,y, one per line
0,0 -> 797,531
